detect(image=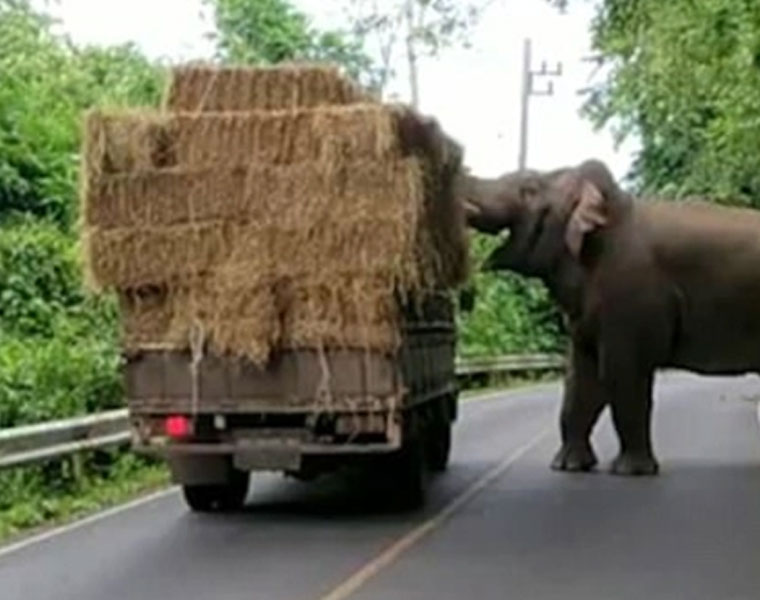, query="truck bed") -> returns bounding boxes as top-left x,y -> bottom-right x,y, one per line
125,292 -> 458,467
